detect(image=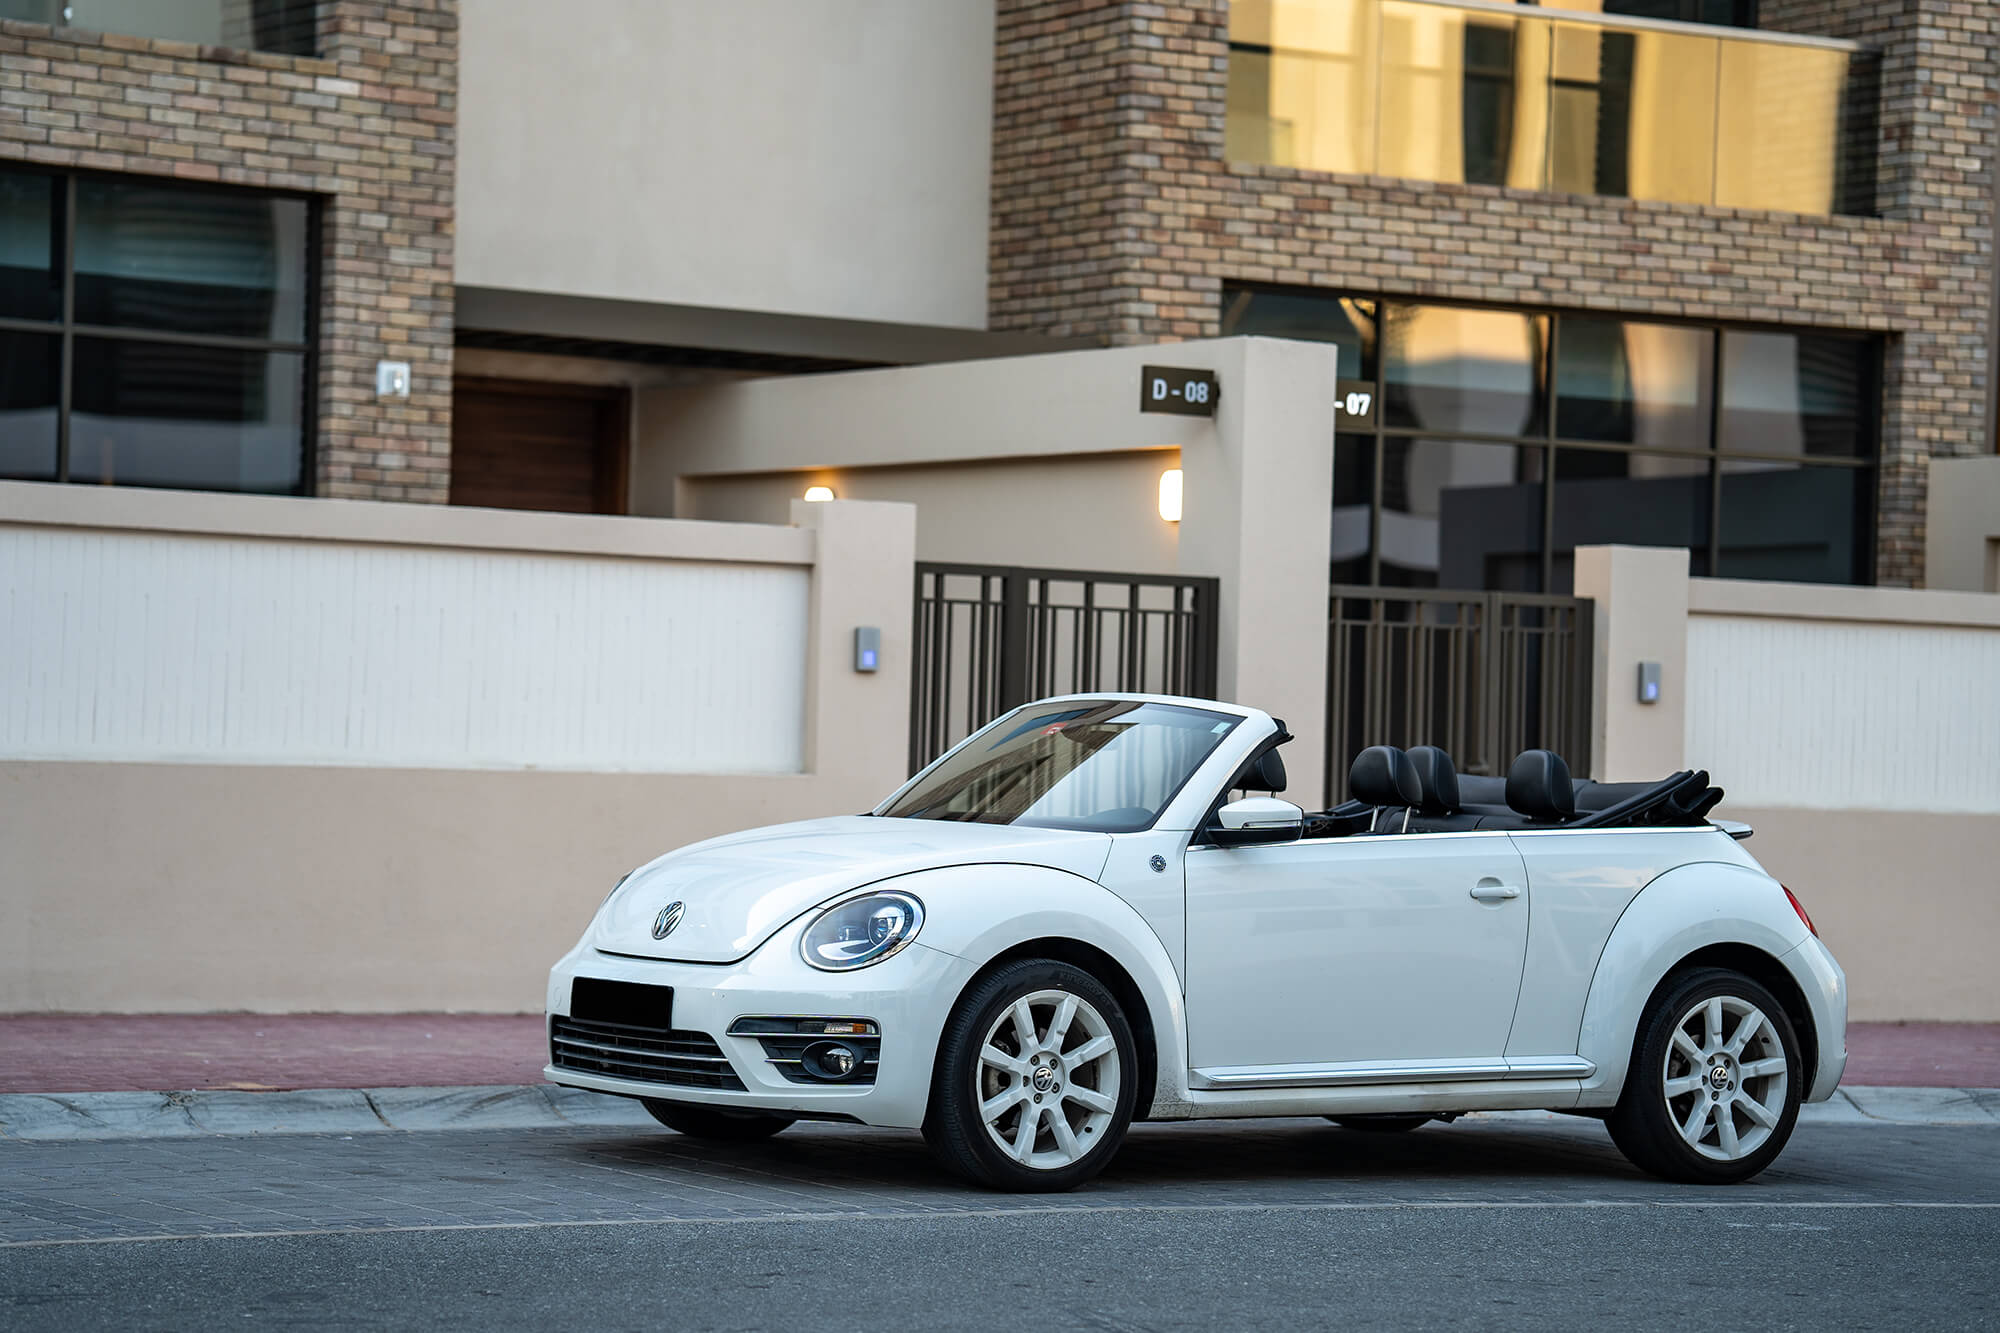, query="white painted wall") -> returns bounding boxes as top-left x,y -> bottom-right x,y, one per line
0,526 -> 810,773
456,0 -> 996,329
1684,594 -> 2000,813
